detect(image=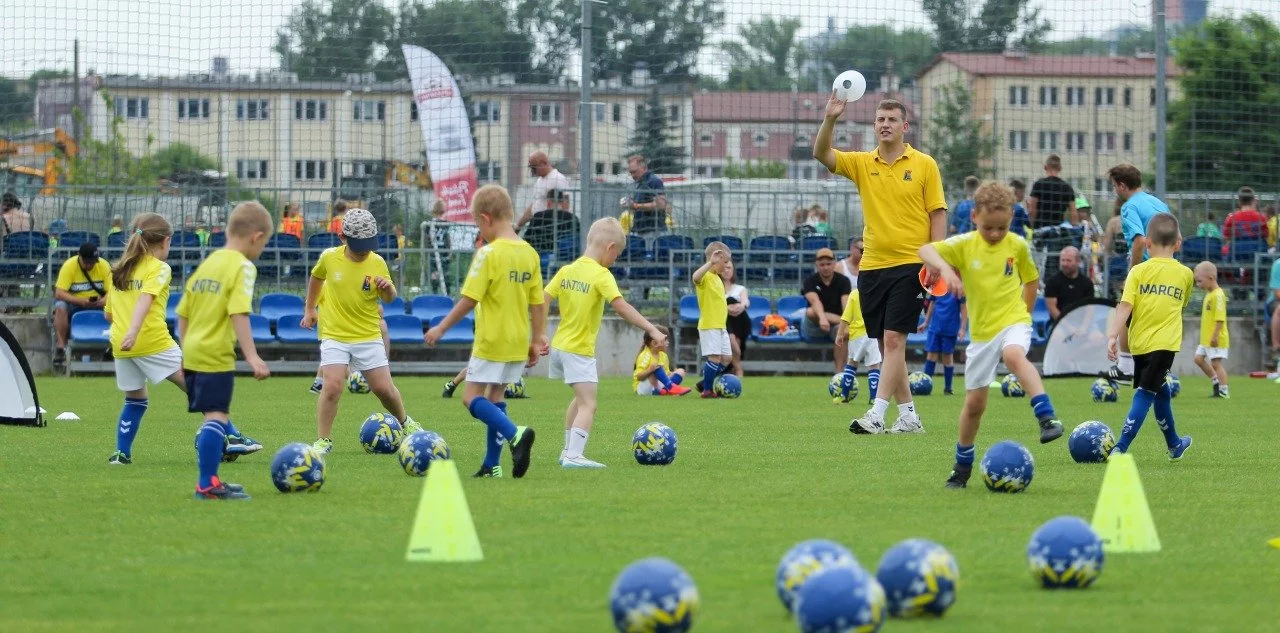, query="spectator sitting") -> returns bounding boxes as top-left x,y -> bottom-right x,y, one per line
52,242 -> 111,364
108,215 -> 125,237
789,206 -> 816,244
807,204 -> 831,237
837,236 -> 862,284
327,200 -> 348,234
721,260 -> 750,378
949,175 -> 980,234
1044,246 -> 1095,326
1266,206 -> 1277,252
1196,213 -> 1223,239
423,200 -> 454,292
280,203 -> 304,240
1,191 -> 32,235
801,247 -> 852,373
1223,186 -> 1267,242
524,188 -> 580,254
